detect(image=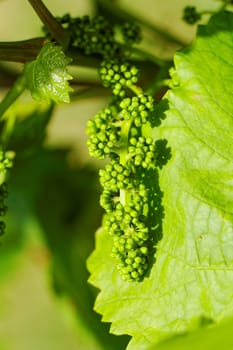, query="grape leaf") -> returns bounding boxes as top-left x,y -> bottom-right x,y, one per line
87,11 -> 233,349
24,43 -> 72,103
149,317 -> 233,350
